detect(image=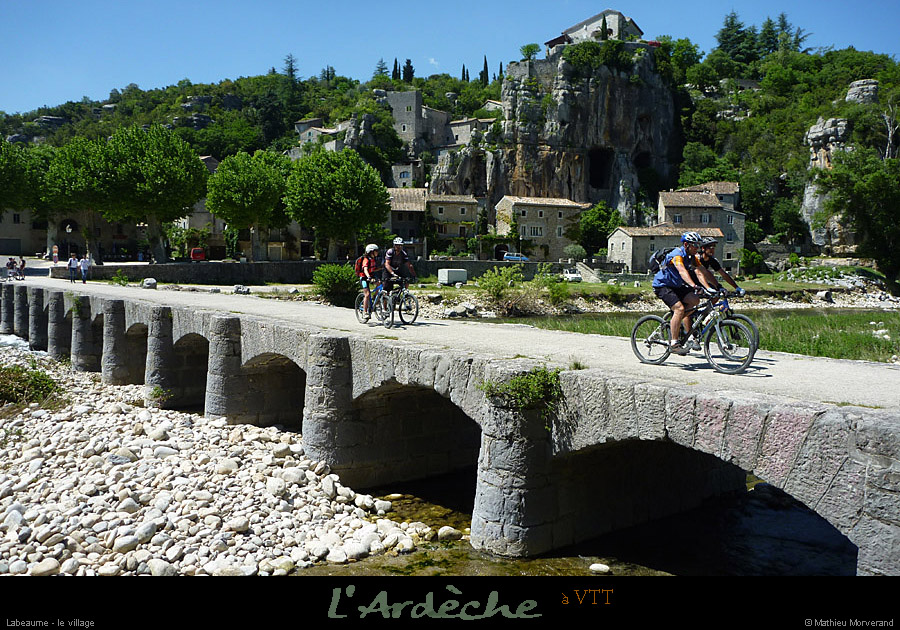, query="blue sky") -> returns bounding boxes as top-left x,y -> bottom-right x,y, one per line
2,0 -> 898,115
